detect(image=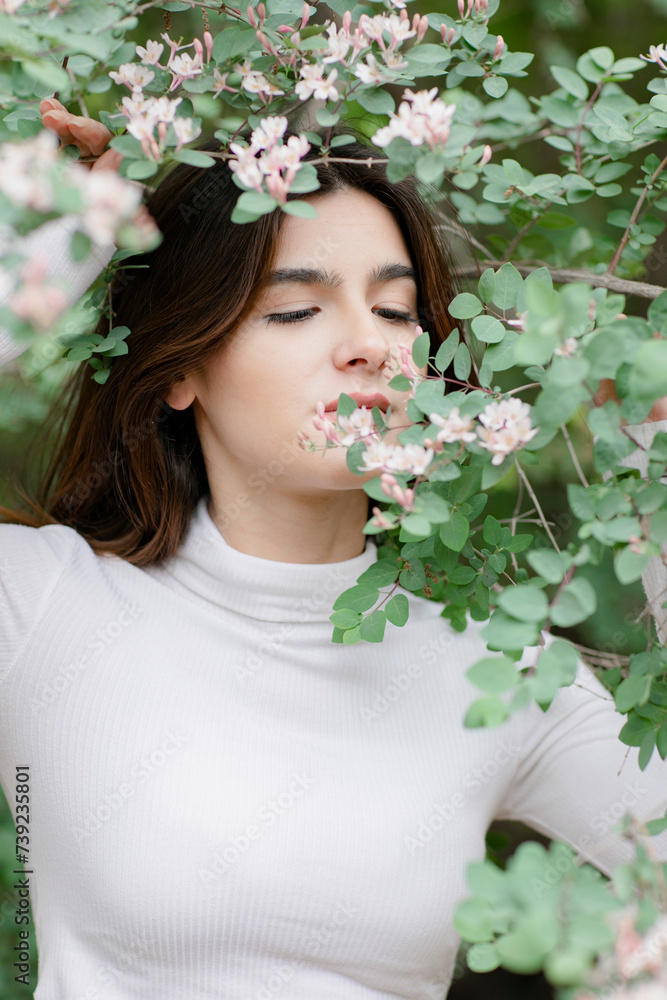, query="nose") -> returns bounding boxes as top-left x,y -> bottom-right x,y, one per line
332,310 -> 392,374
